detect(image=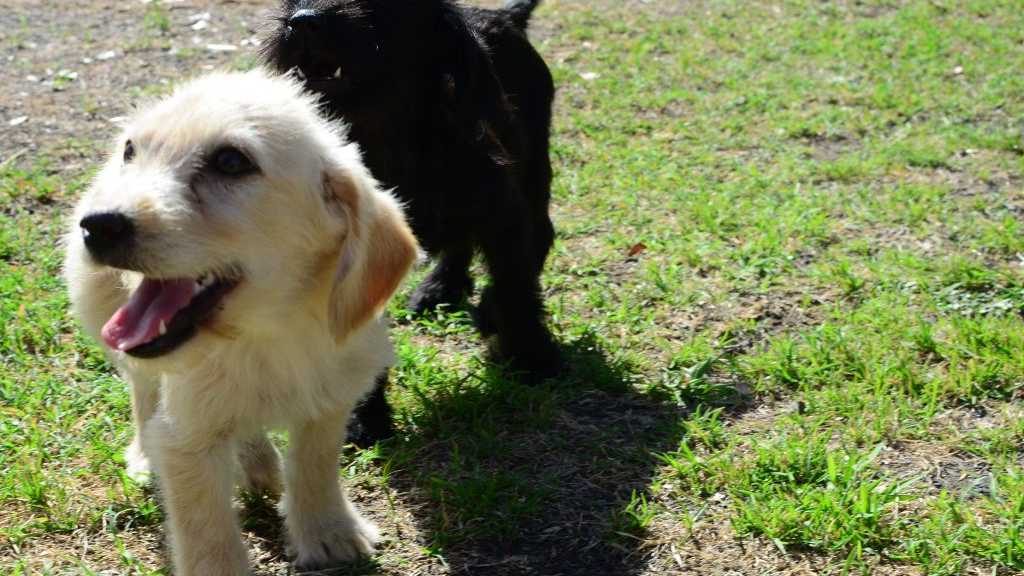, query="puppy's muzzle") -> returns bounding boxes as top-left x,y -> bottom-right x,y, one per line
80,211 -> 136,267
